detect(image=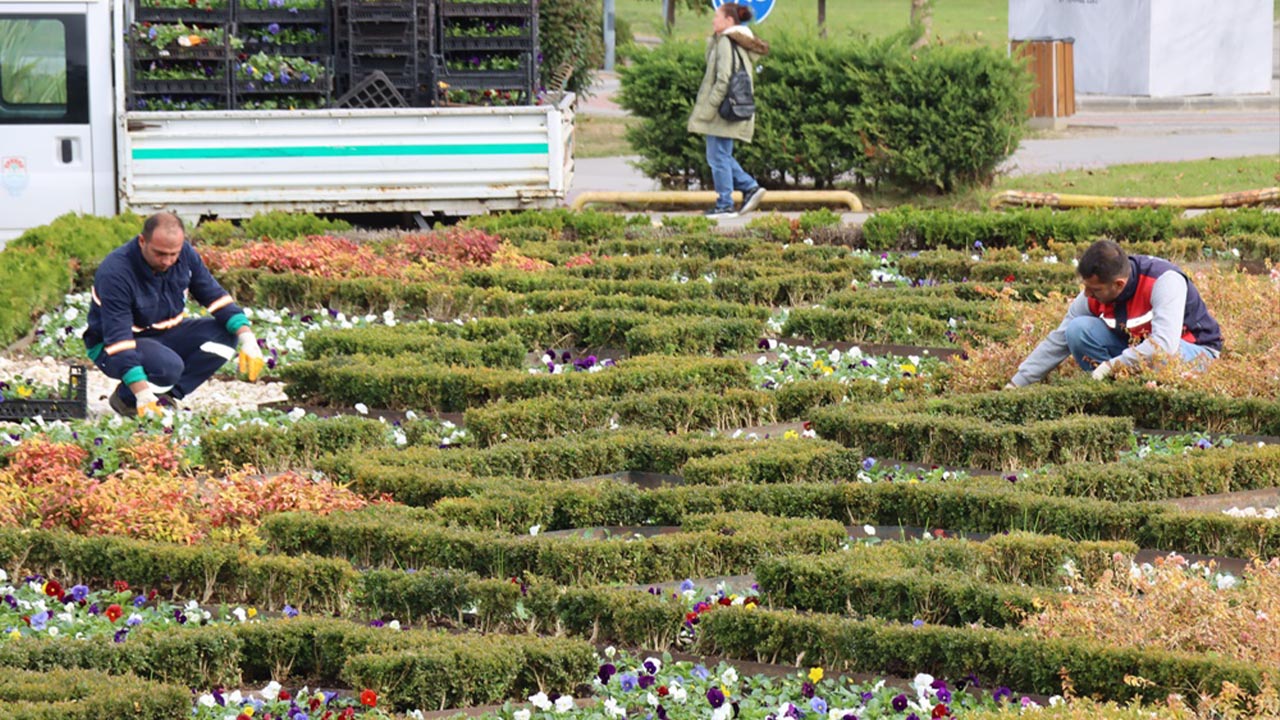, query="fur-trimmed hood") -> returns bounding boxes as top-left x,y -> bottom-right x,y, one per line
720,24 -> 770,57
